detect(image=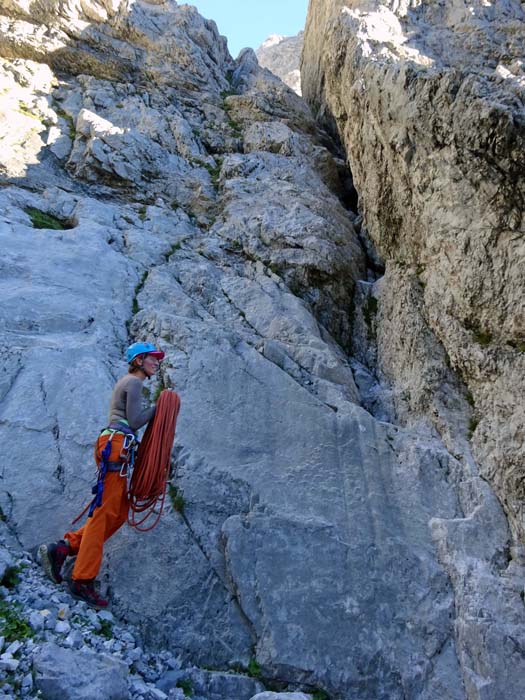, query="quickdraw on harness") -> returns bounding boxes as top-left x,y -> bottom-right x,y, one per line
71,422 -> 138,526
